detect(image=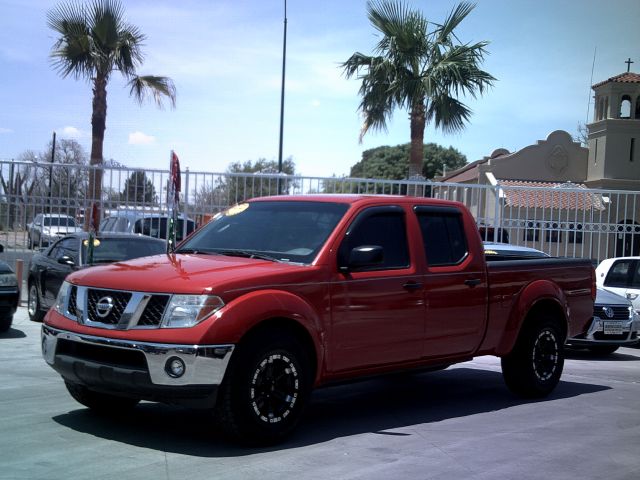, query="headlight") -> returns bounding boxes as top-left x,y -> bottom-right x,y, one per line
54,281 -> 71,315
0,273 -> 18,287
161,294 -> 224,328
